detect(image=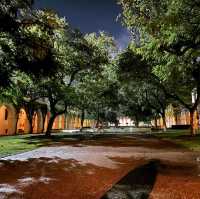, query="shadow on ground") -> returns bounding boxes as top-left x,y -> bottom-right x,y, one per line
23,133 -> 183,150
101,160 -> 160,199
0,157 -> 121,199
